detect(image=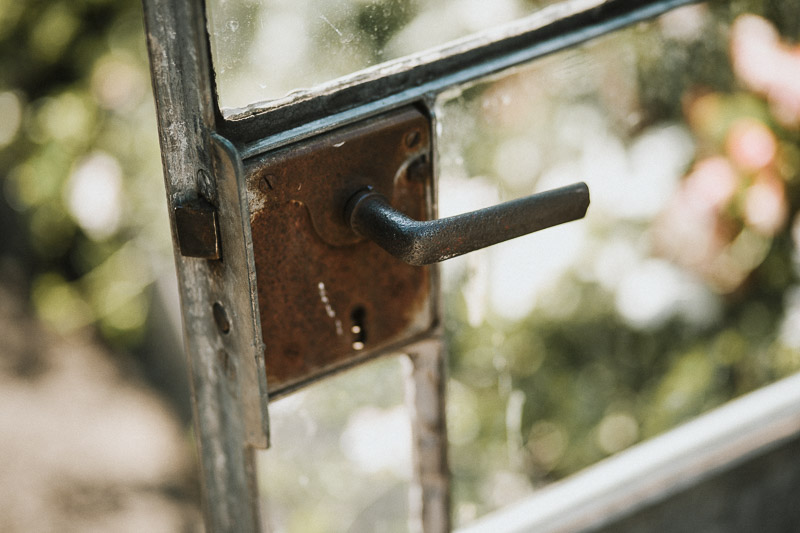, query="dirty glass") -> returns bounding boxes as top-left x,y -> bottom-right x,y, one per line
437,1 -> 800,526
256,356 -> 411,532
206,0 -> 562,112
